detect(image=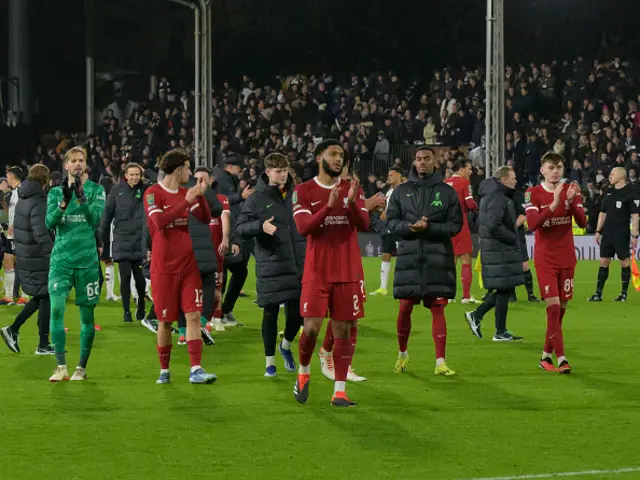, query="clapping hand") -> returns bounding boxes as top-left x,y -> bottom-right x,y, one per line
347,178 -> 360,204
327,182 -> 340,208
409,216 -> 429,232
566,182 -> 580,203
262,216 -> 277,235
550,183 -> 564,211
